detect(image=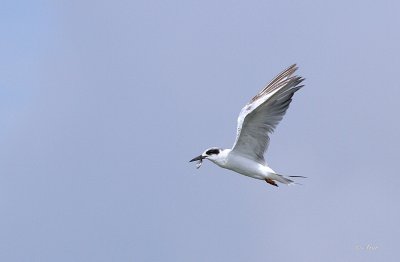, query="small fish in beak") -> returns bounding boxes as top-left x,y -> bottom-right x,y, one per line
189,155 -> 205,169
195,159 -> 202,169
